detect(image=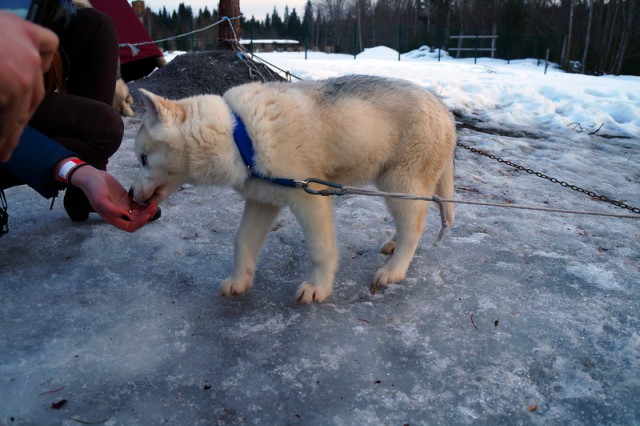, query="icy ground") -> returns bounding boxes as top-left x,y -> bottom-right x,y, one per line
1,48 -> 639,425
